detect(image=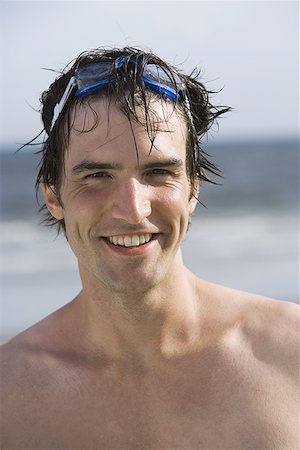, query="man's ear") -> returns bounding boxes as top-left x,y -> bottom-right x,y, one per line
188,178 -> 199,215
41,182 -> 64,220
